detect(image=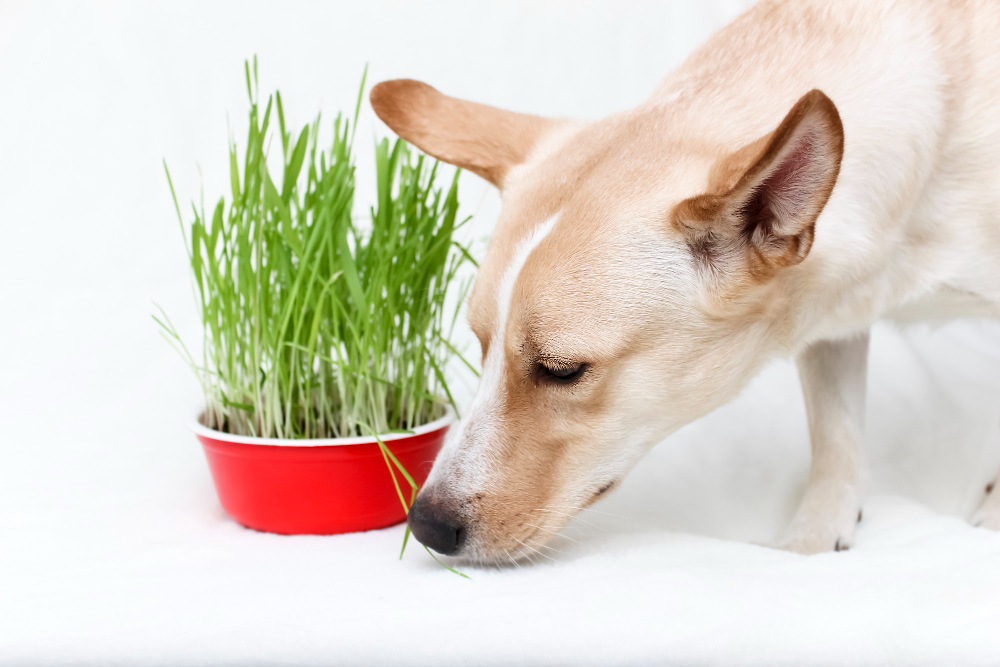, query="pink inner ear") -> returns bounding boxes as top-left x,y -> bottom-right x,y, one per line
740,124 -> 824,241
